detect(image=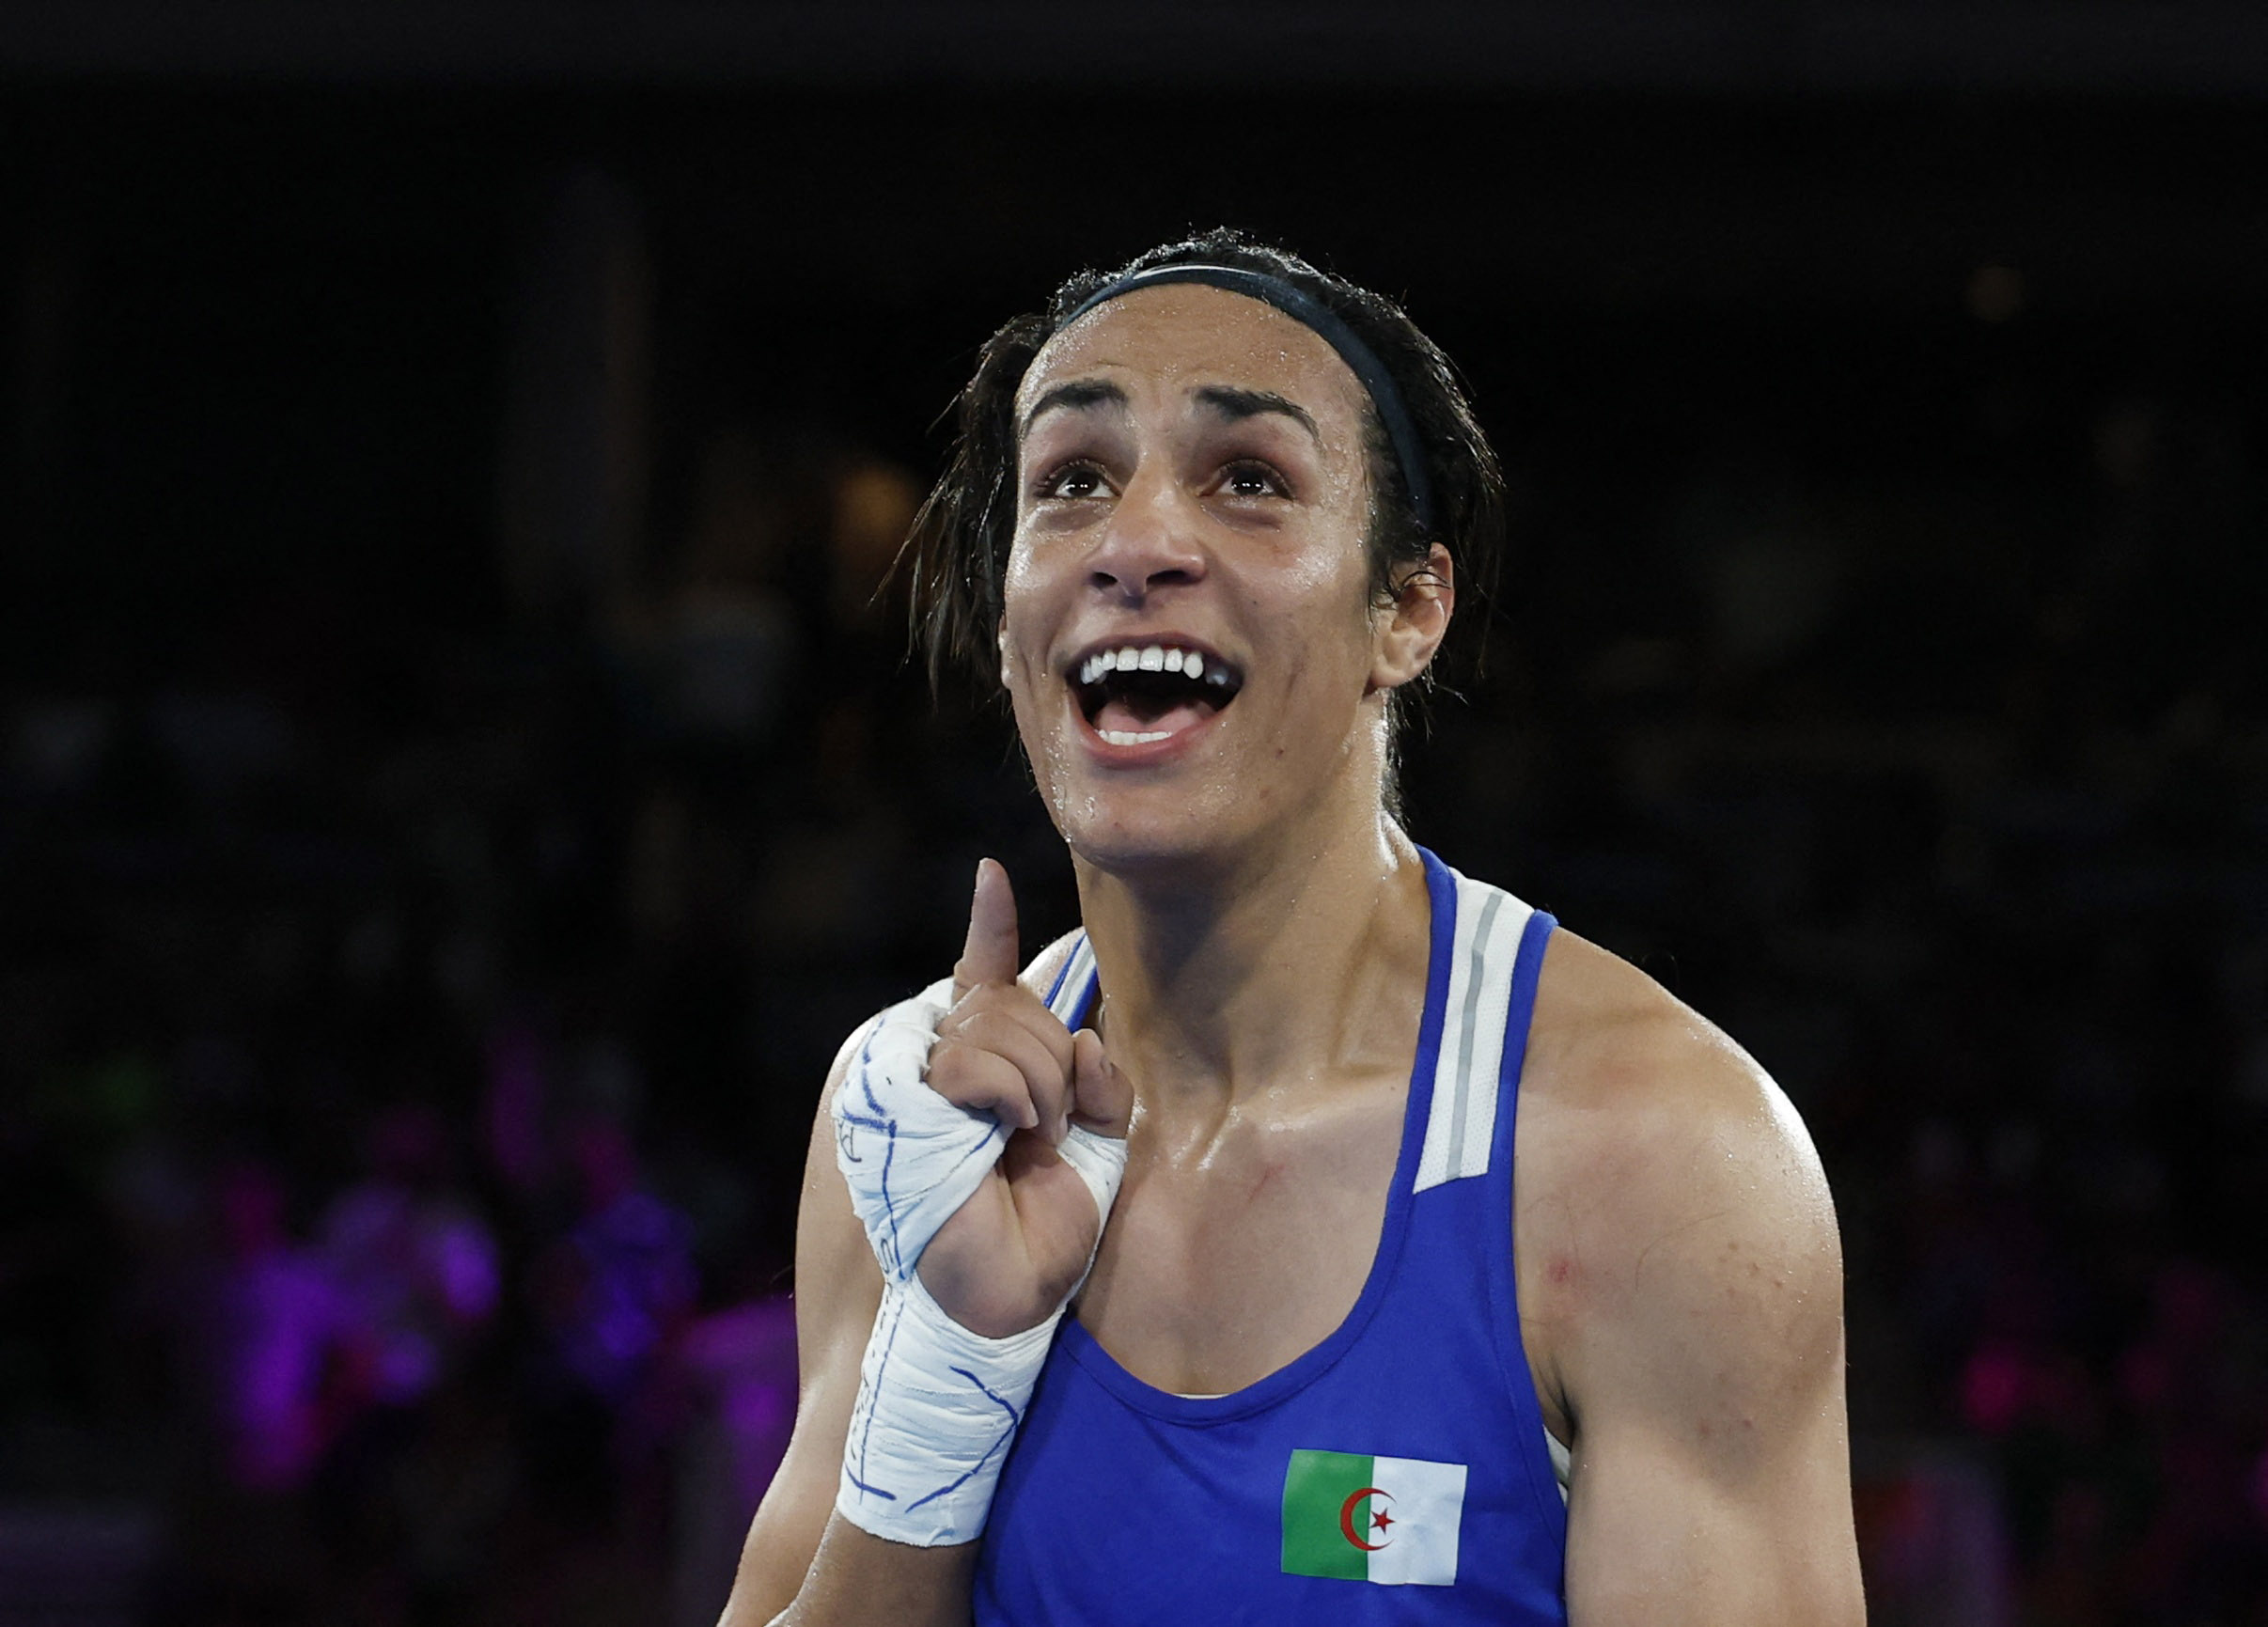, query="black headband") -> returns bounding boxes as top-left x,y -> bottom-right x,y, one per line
1056,263 -> 1437,538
